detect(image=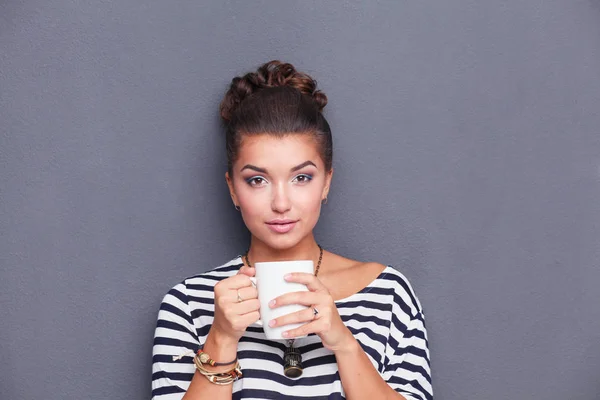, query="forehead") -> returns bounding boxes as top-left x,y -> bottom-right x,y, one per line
236,134 -> 323,168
